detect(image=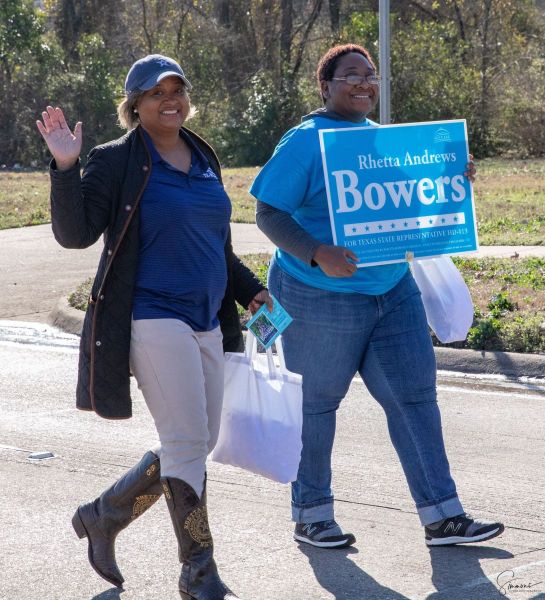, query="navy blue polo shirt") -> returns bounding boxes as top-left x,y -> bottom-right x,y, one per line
132,129 -> 231,331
